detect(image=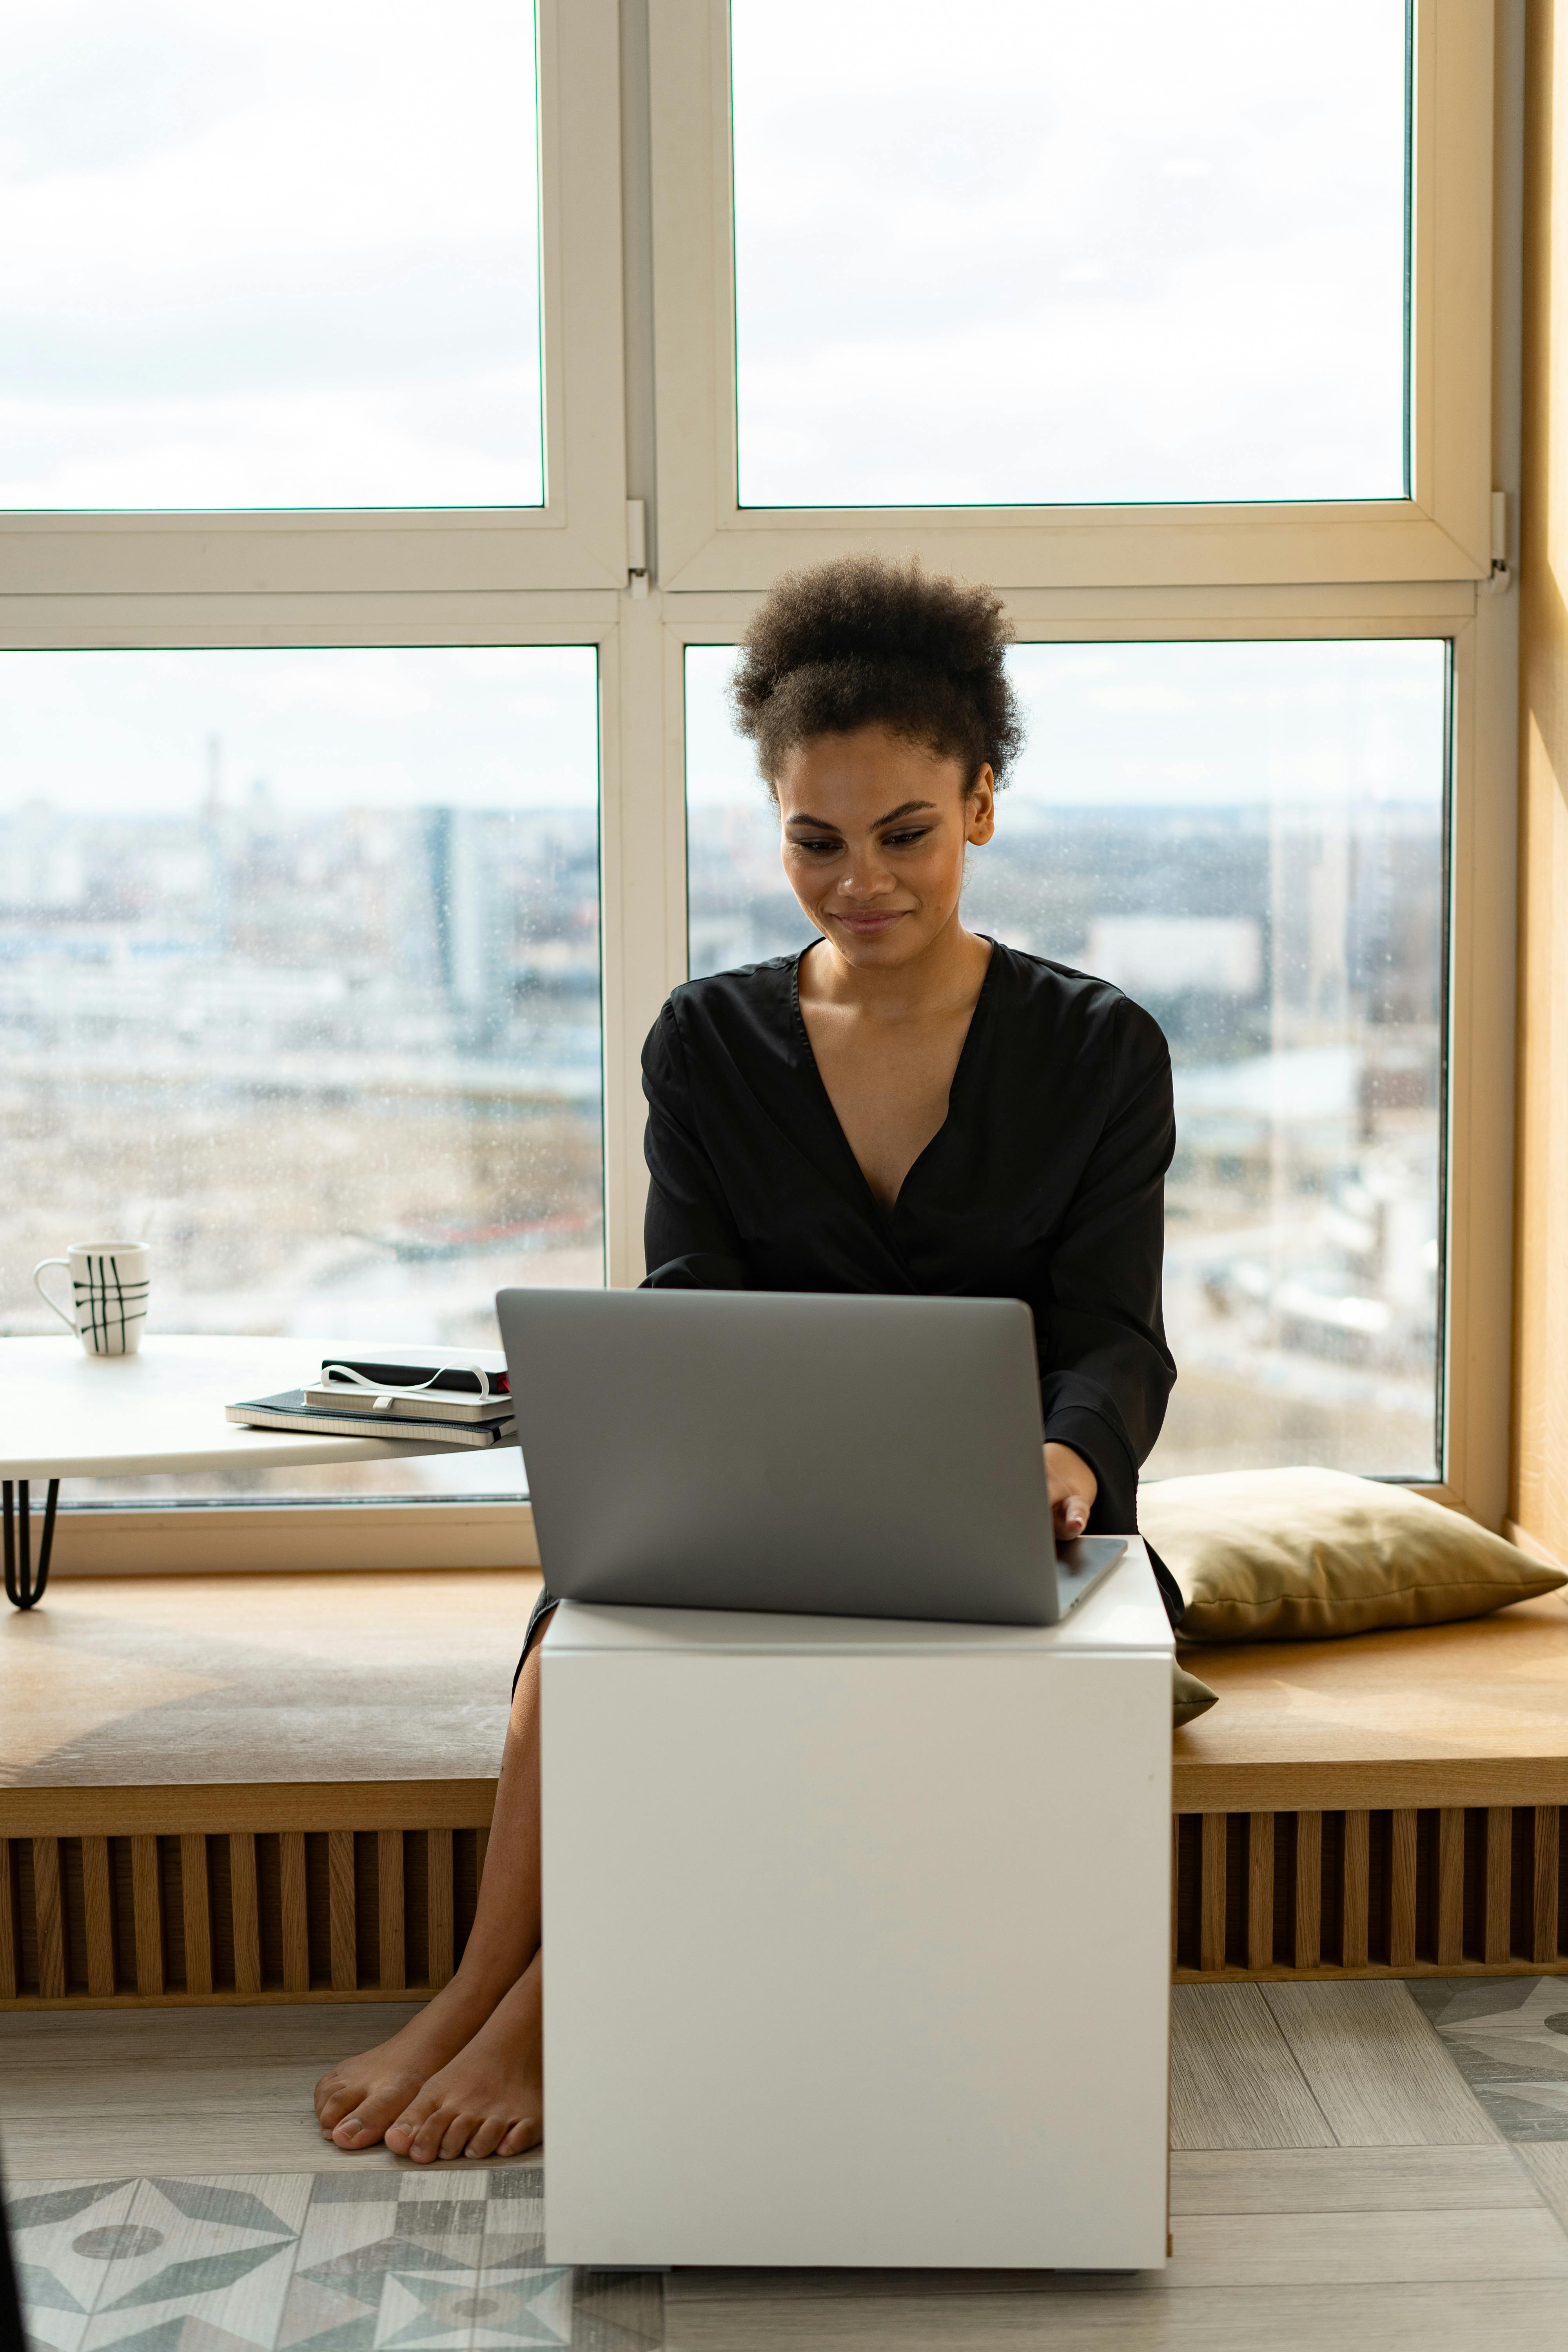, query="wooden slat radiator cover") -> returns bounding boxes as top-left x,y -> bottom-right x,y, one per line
0,1822 -> 492,2008
1173,1806 -> 1568,1980
7,1802 -> 1567,2003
